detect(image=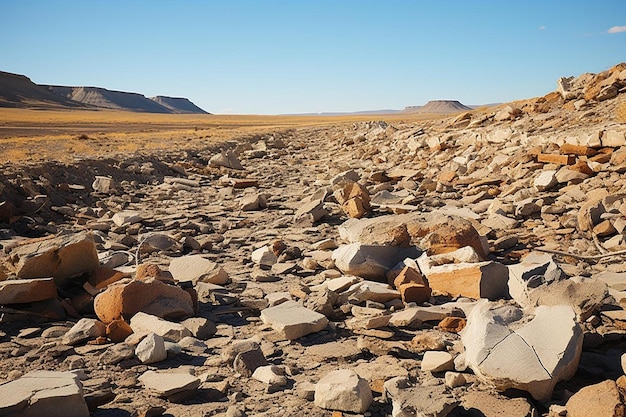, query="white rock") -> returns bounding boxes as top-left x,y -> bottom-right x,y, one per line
332,243 -> 420,280
444,371 -> 467,388
251,365 -> 287,387
139,370 -> 201,397
62,318 -> 106,346
314,369 -> 373,413
0,370 -> 90,417
209,151 -> 243,169
169,254 -> 229,285
130,312 -> 192,342
135,333 -> 167,364
92,176 -> 116,194
461,301 -> 583,401
343,280 -> 401,303
251,246 -> 278,268
533,170 -> 558,192
260,301 -> 328,340
421,351 -> 455,373
111,210 -> 142,227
